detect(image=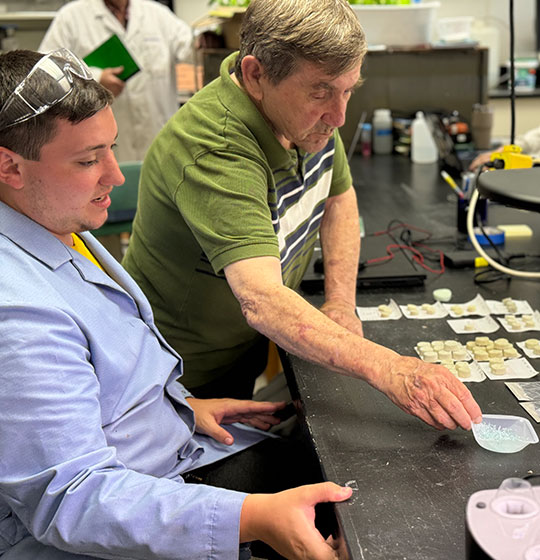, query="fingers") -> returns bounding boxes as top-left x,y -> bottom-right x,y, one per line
436,382 -> 482,430
193,398 -> 288,435
326,534 -> 350,560
224,399 -> 286,415
196,413 -> 234,444
217,399 -> 287,425
453,381 -> 483,426
223,412 -> 282,430
249,400 -> 287,413
468,151 -> 494,170
244,414 -> 283,431
409,402 -> 455,431
240,483 -> 353,560
100,68 -> 126,97
206,424 -> 234,445
301,481 -> 353,505
420,367 -> 482,430
388,358 -> 482,430
419,384 -> 479,431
